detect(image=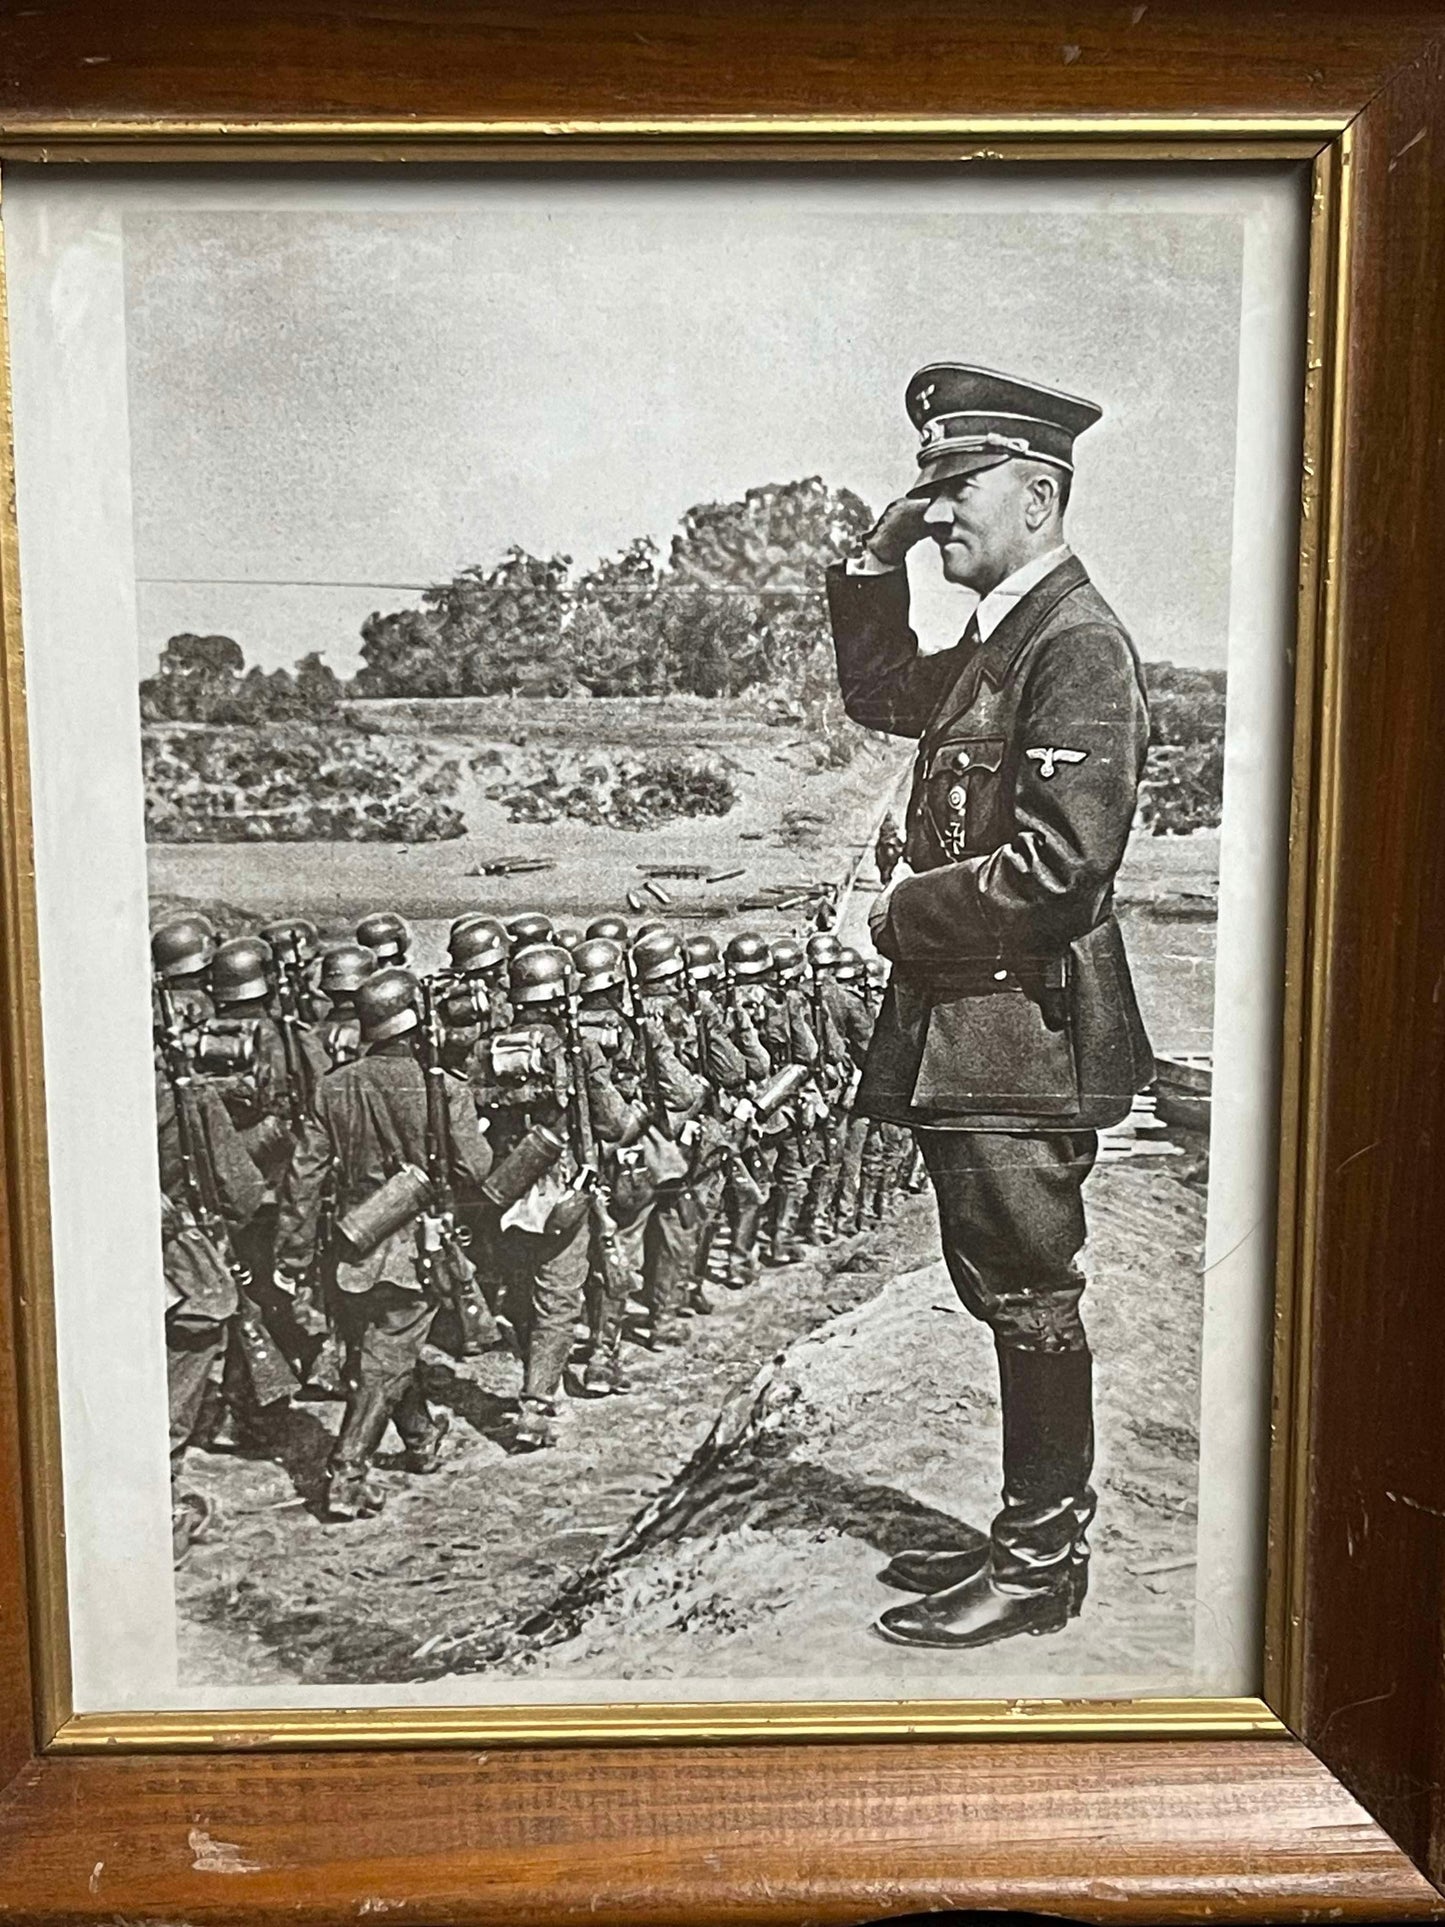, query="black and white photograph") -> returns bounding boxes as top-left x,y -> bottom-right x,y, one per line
3,165 -> 1305,1715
